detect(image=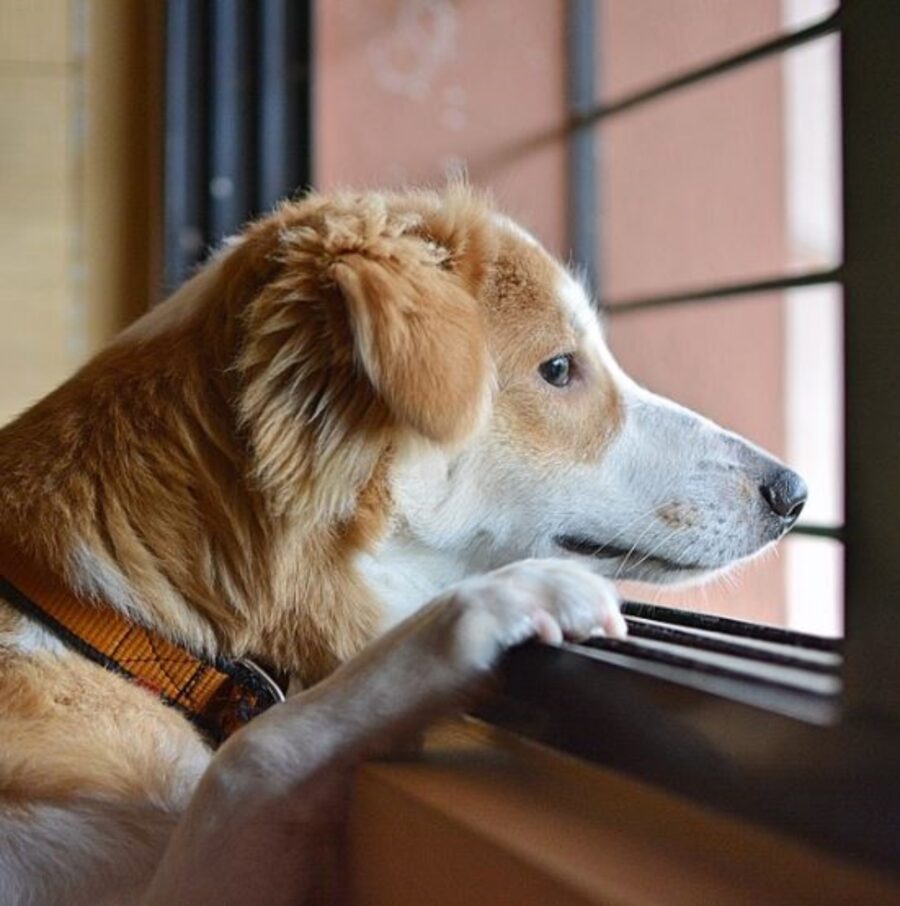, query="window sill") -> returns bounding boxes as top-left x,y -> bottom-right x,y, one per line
474,604 -> 900,872
348,721 -> 900,906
